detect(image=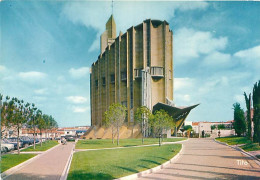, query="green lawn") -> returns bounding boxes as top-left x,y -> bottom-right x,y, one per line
1,154 -> 36,172
68,144 -> 181,180
216,136 -> 260,152
76,138 -> 186,149
216,136 -> 252,145
240,143 -> 260,152
21,140 -> 58,152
